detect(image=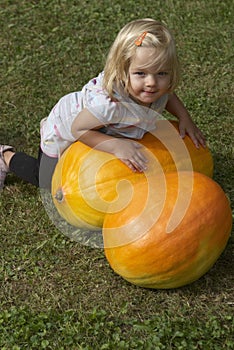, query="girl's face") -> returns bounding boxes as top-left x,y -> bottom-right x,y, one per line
128,47 -> 171,107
